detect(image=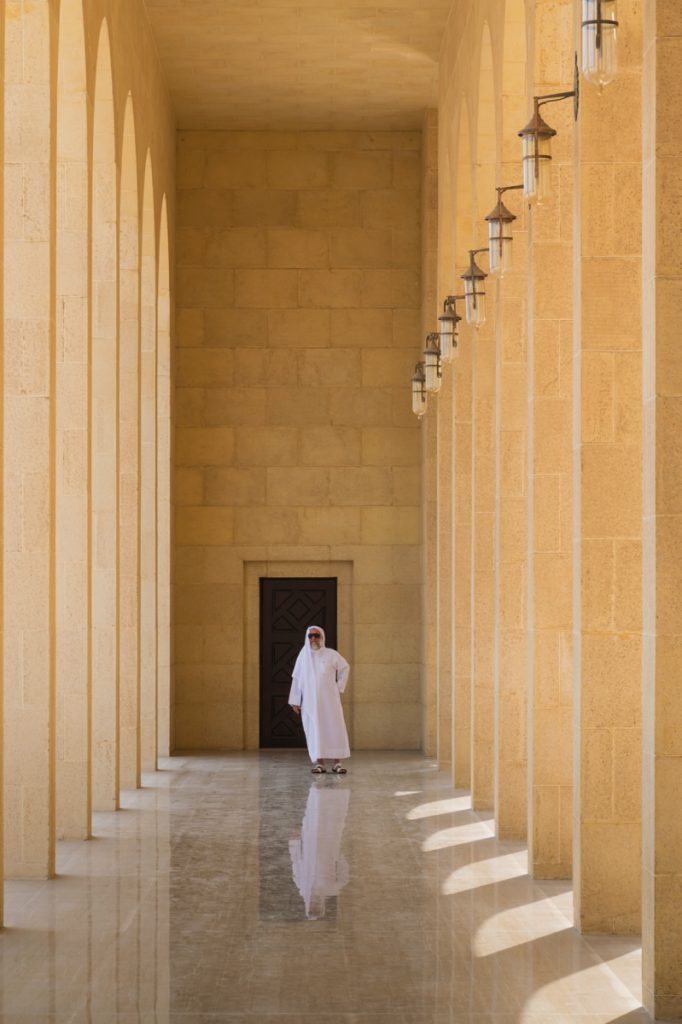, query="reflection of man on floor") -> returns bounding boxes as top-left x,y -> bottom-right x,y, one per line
289,785 -> 350,919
